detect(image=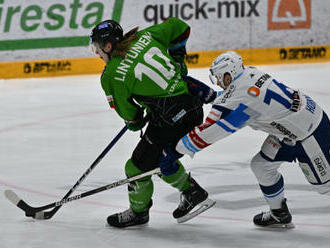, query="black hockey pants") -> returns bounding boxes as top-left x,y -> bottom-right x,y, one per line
132,94 -> 203,172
